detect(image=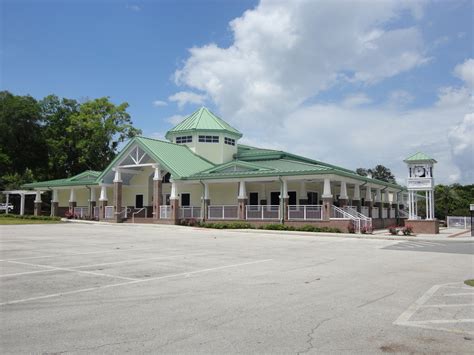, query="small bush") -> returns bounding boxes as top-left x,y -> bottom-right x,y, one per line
402,225 -> 414,236
0,214 -> 61,221
388,225 -> 398,235
347,220 -> 356,234
361,226 -> 373,234
198,221 -> 254,229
